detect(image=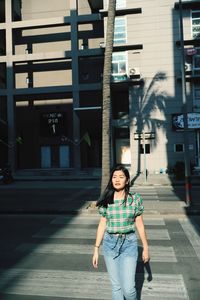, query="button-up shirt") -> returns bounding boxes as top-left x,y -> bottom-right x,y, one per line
98,192 -> 144,234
